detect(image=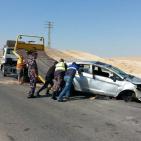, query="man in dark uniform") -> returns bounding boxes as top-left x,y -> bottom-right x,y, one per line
35,61 -> 58,97
27,51 -> 38,98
